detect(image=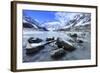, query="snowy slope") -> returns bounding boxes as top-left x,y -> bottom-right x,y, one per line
57,13 -> 91,31
42,21 -> 62,31
23,19 -> 38,29
23,16 -> 48,31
